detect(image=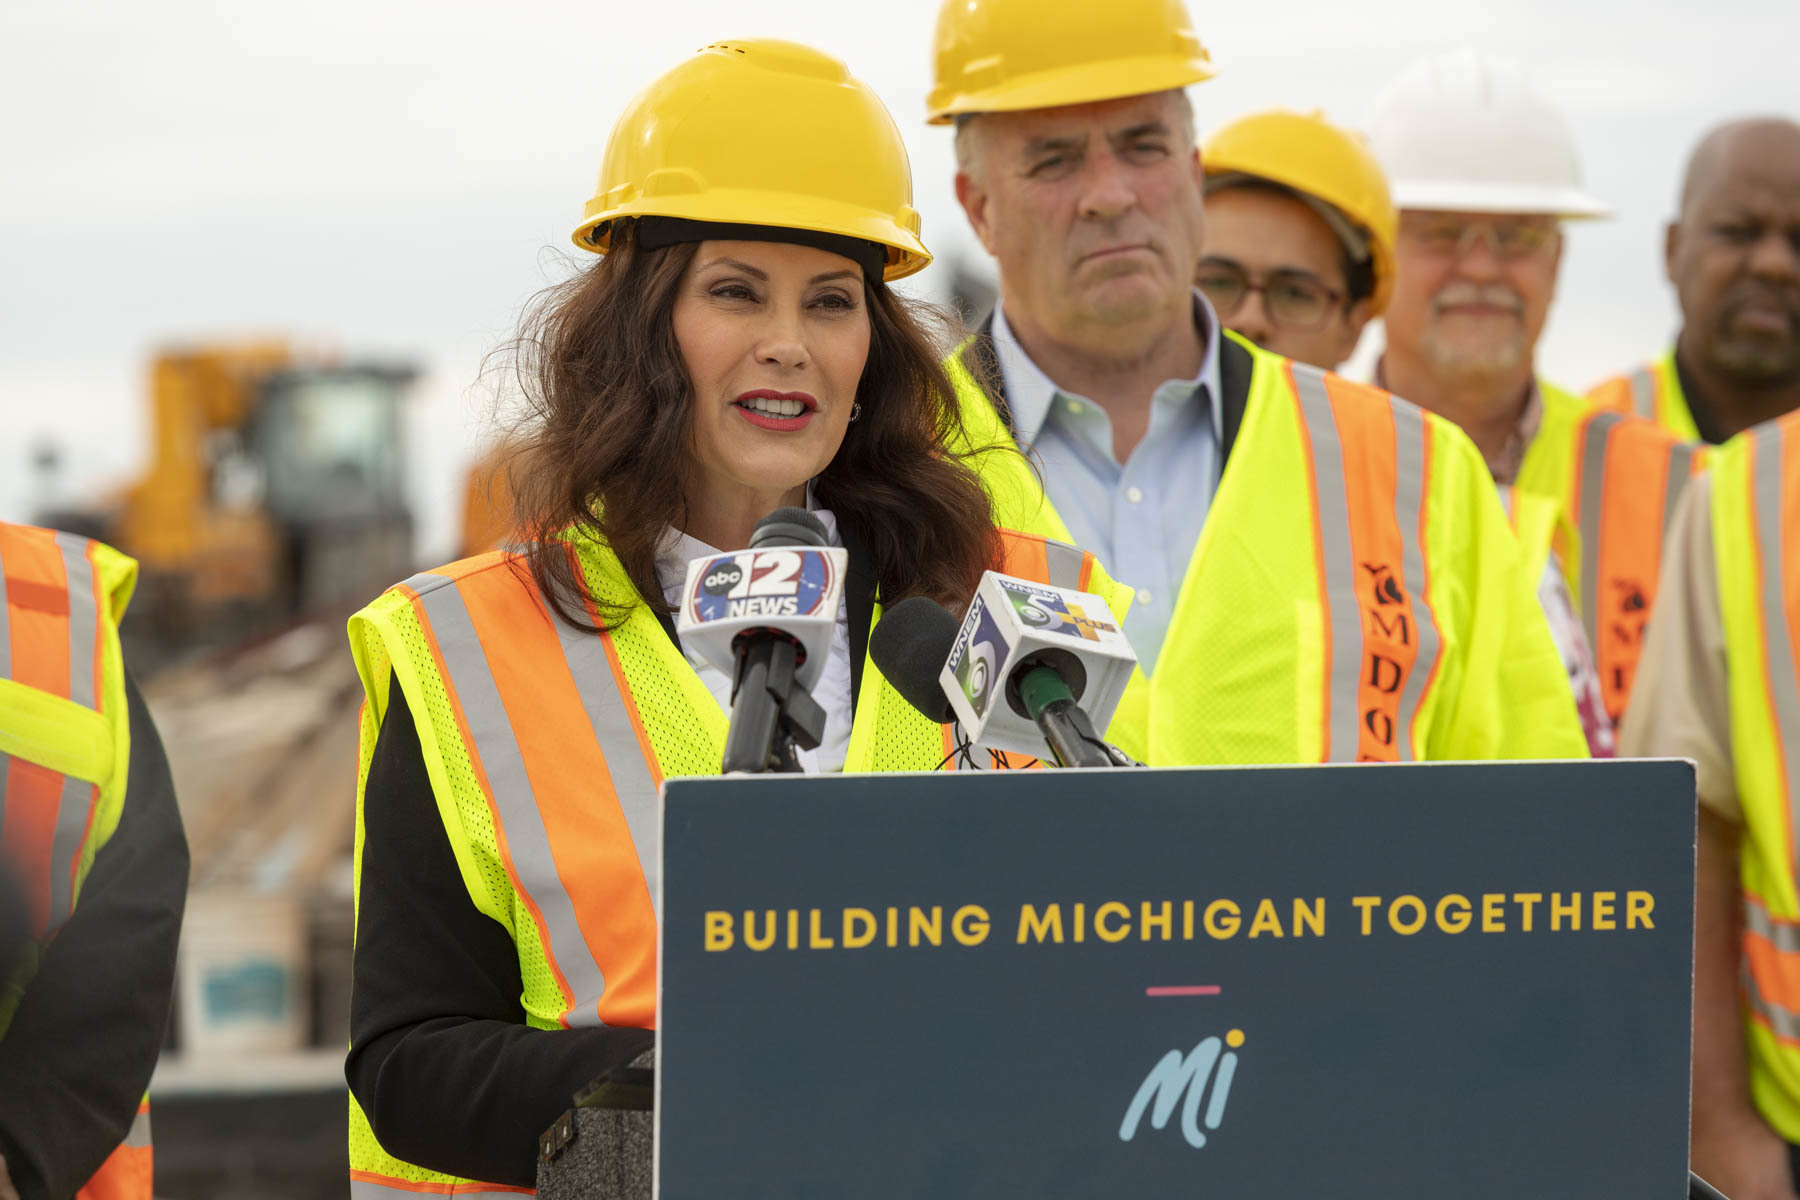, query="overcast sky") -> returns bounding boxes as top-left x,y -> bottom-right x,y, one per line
2,0 -> 1793,557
